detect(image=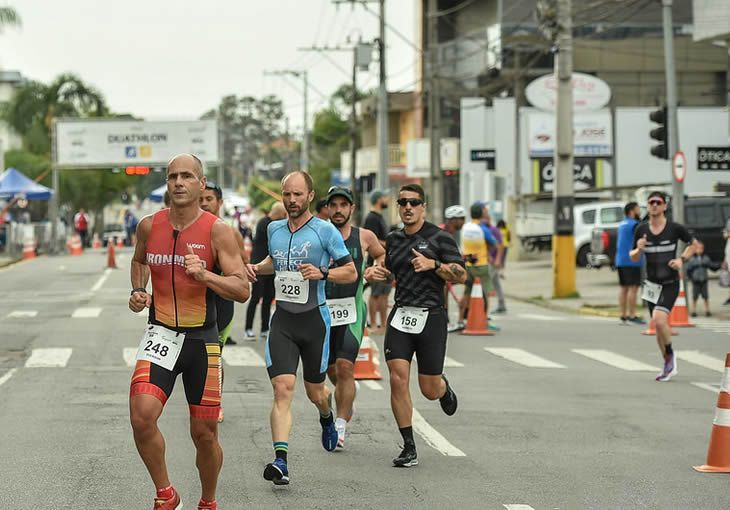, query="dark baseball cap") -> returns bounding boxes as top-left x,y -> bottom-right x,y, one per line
327,186 -> 354,204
